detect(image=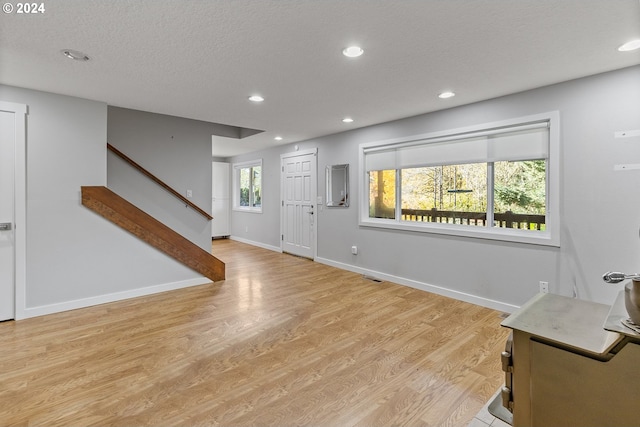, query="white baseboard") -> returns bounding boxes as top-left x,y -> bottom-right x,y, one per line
19,277 -> 212,319
224,238 -> 518,313
229,235 -> 282,253
315,257 -> 519,314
